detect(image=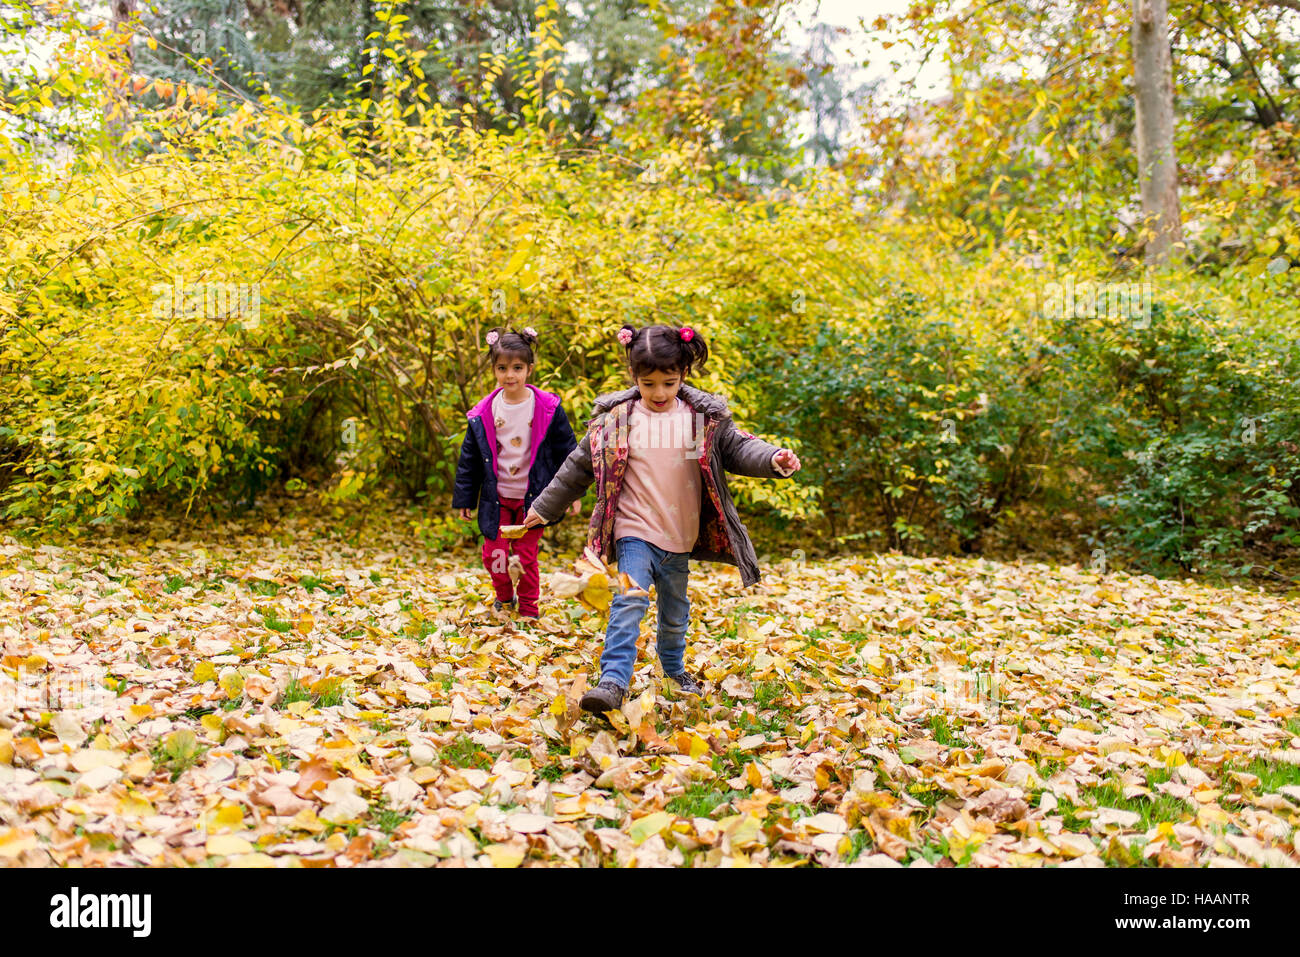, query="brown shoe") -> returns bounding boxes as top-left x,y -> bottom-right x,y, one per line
580,679 -> 625,714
